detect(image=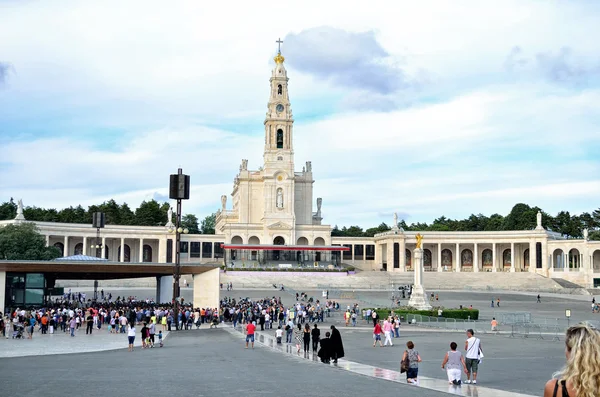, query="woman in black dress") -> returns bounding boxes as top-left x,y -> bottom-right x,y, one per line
329,325 -> 345,363
303,324 -> 311,353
